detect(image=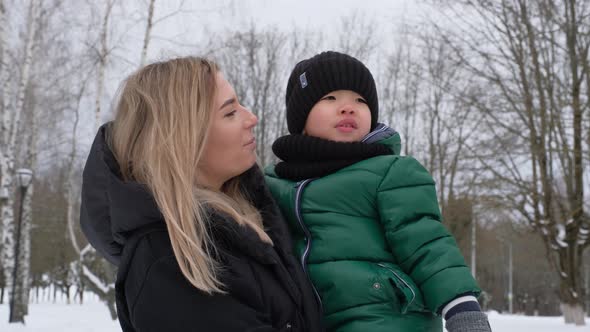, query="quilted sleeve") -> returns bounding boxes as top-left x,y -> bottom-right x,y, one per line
376,156 -> 481,313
